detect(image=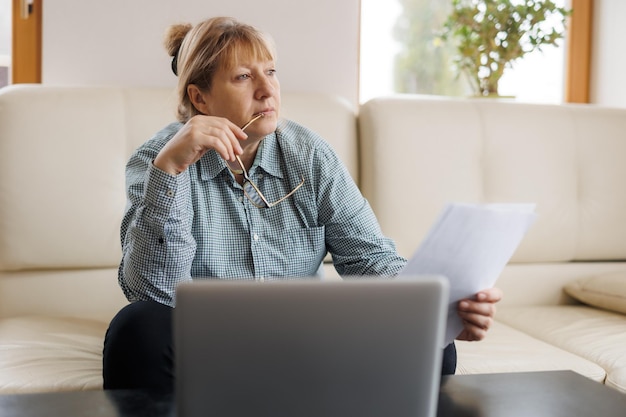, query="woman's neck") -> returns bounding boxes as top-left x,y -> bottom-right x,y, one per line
238,137 -> 263,171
